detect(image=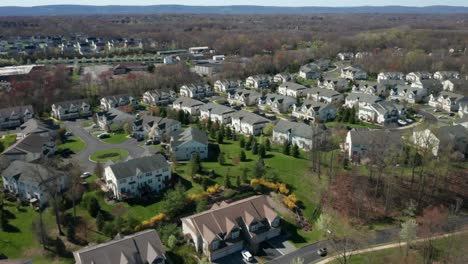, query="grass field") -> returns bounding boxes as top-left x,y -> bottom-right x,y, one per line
89,149 -> 129,162
99,132 -> 129,144
0,134 -> 17,148
325,121 -> 382,129
57,136 -> 87,152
